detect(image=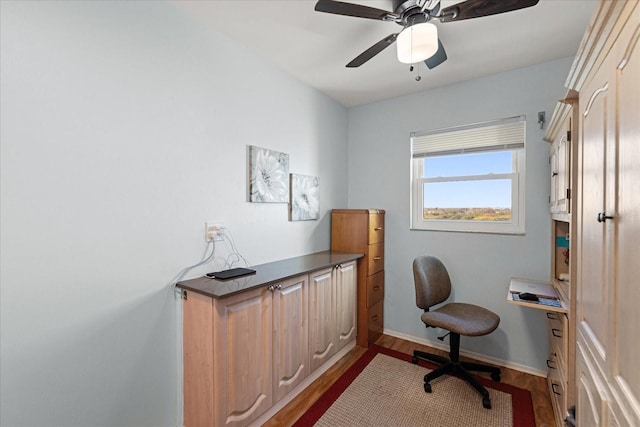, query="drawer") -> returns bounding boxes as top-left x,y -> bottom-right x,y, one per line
367,242 -> 384,275
367,271 -> 384,307
368,300 -> 384,339
547,375 -> 566,427
547,313 -> 567,362
368,213 -> 384,244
